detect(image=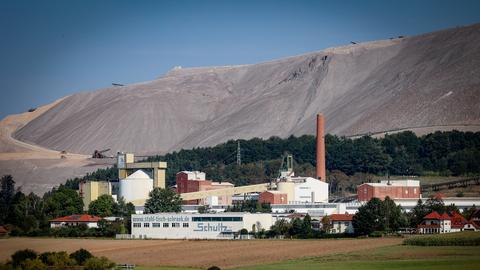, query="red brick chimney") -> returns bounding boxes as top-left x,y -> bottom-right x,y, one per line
316,114 -> 326,181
